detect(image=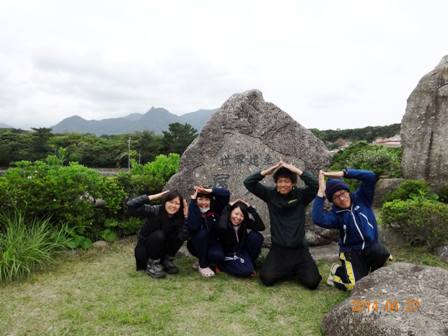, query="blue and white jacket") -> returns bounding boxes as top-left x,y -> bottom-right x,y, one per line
311,169 -> 379,252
